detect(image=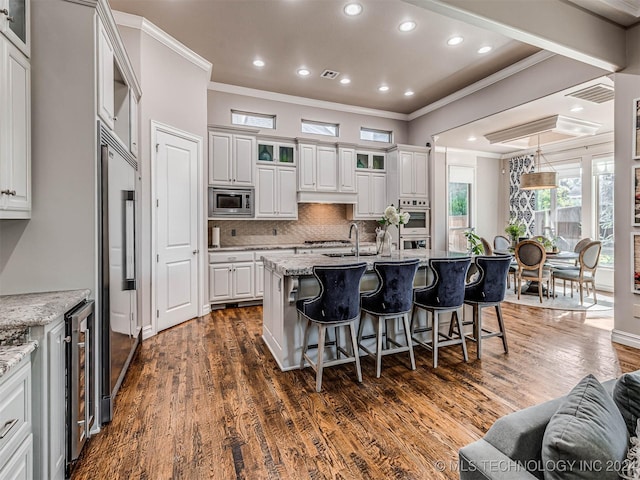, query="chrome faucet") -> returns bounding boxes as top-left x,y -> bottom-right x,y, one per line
349,222 -> 360,257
